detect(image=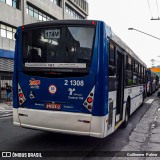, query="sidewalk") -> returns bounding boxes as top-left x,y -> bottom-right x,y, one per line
113,97 -> 160,159
0,101 -> 13,118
